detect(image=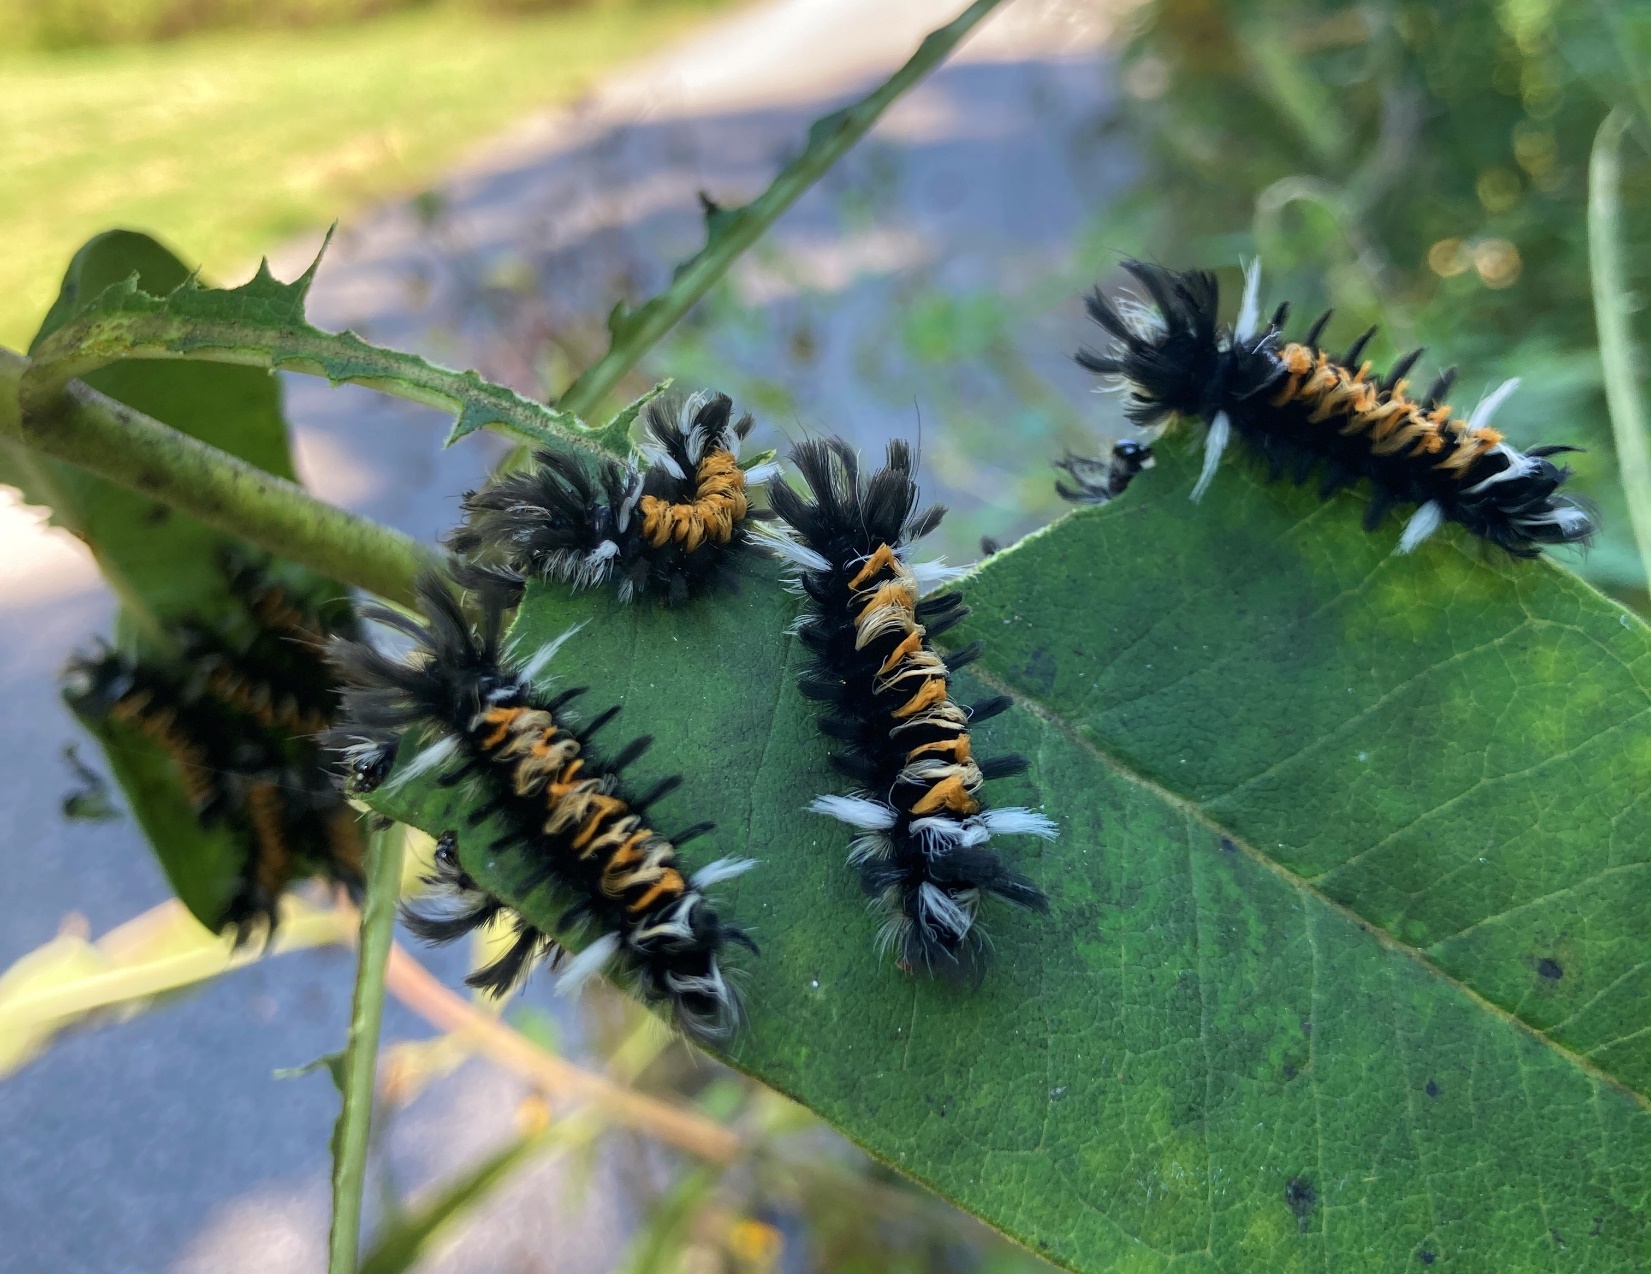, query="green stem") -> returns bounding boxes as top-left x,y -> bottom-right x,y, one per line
555,0 -> 1007,419
329,825 -> 405,1274
357,1132 -> 545,1274
1588,107 -> 1651,589
1,348 -> 432,606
